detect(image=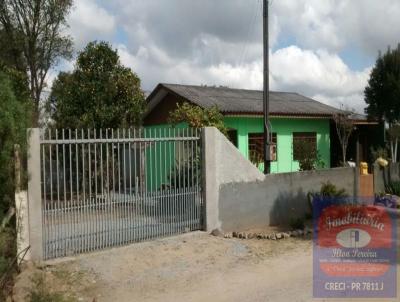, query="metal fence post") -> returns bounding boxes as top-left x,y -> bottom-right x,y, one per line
27,128 -> 43,261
